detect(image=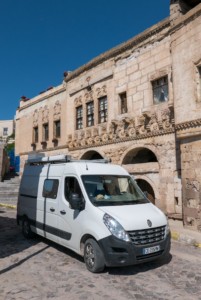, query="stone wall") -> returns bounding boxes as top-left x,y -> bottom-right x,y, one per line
171,2 -> 201,230
180,137 -> 201,230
